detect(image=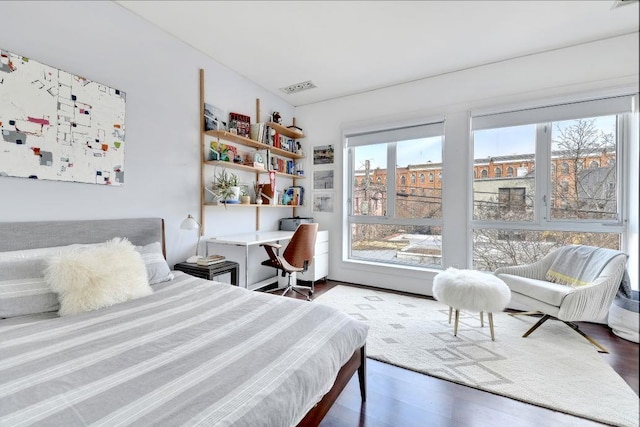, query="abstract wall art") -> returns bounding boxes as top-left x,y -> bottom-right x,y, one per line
0,48 -> 126,185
